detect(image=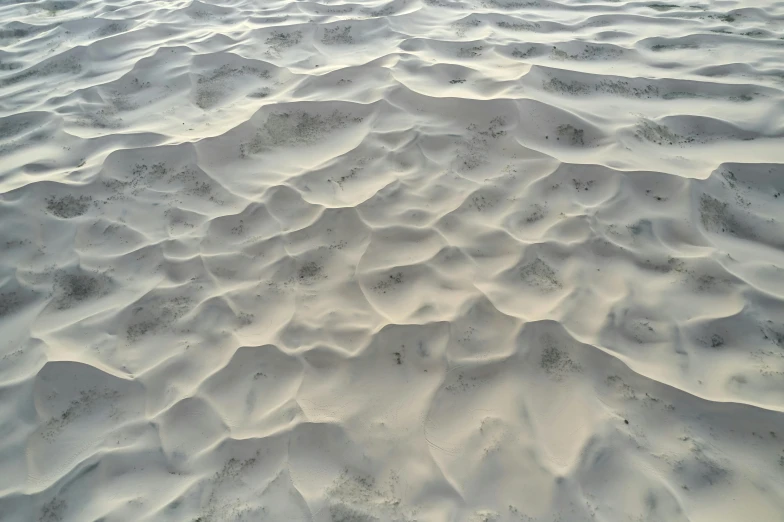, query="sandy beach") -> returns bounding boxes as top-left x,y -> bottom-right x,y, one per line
1,0 -> 784,520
